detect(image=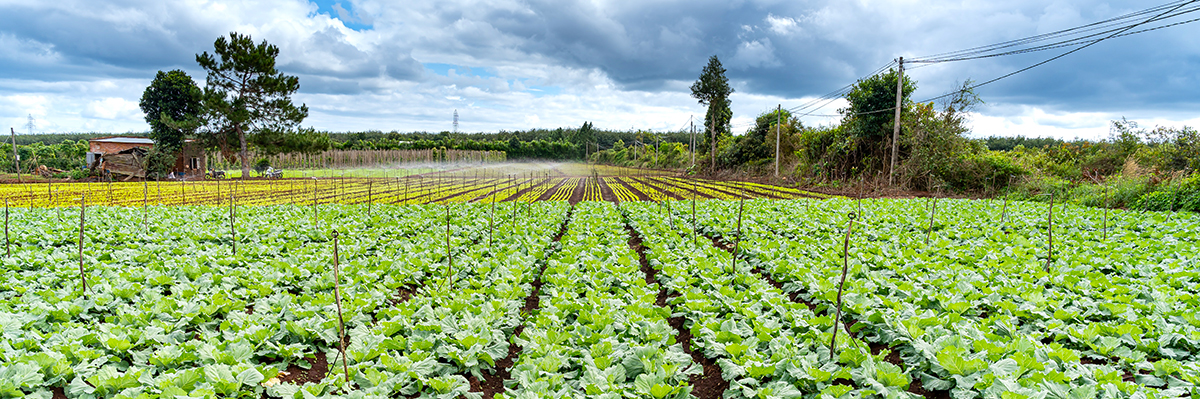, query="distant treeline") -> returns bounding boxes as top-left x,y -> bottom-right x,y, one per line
6,132 -> 146,146
10,127 -> 703,161
326,127 -> 698,160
